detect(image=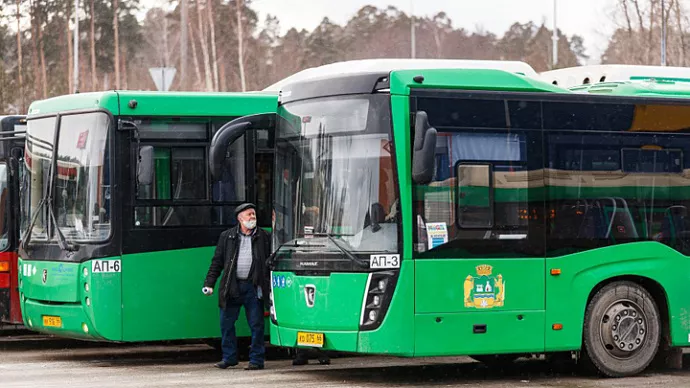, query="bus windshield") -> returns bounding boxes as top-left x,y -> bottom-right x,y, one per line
273,94 -> 399,253
54,113 -> 111,242
24,112 -> 111,244
24,117 -> 55,242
